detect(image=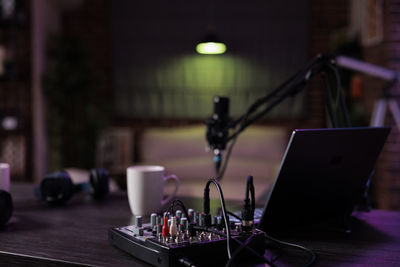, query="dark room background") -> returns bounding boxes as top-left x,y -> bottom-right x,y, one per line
109,0 -> 308,120
1,0 -> 399,210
